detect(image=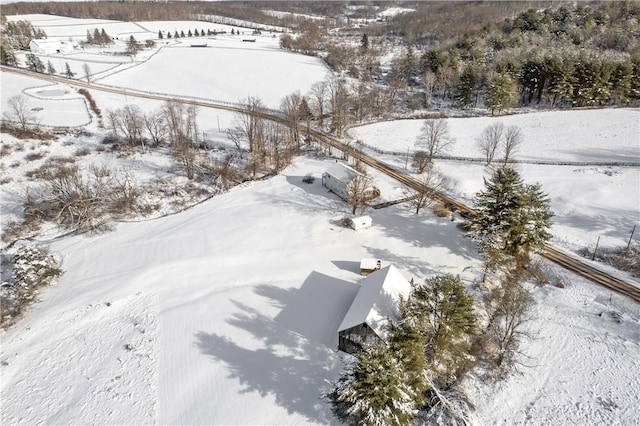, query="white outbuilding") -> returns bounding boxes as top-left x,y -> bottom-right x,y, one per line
348,215 -> 372,231
322,162 -> 378,202
29,39 -> 74,55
